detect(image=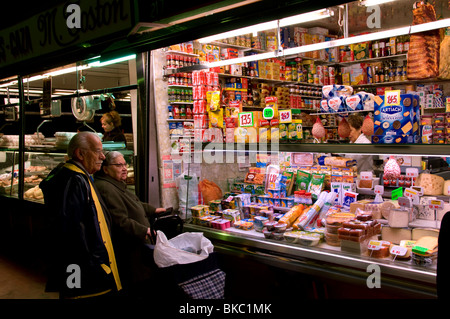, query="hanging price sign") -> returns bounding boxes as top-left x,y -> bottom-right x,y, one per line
238,112 -> 254,127
278,109 -> 292,123
384,90 -> 401,106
